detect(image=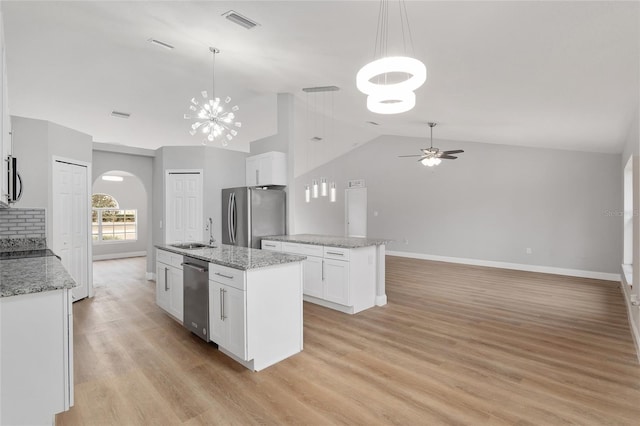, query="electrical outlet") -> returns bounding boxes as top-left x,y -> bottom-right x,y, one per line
525,247 -> 533,255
